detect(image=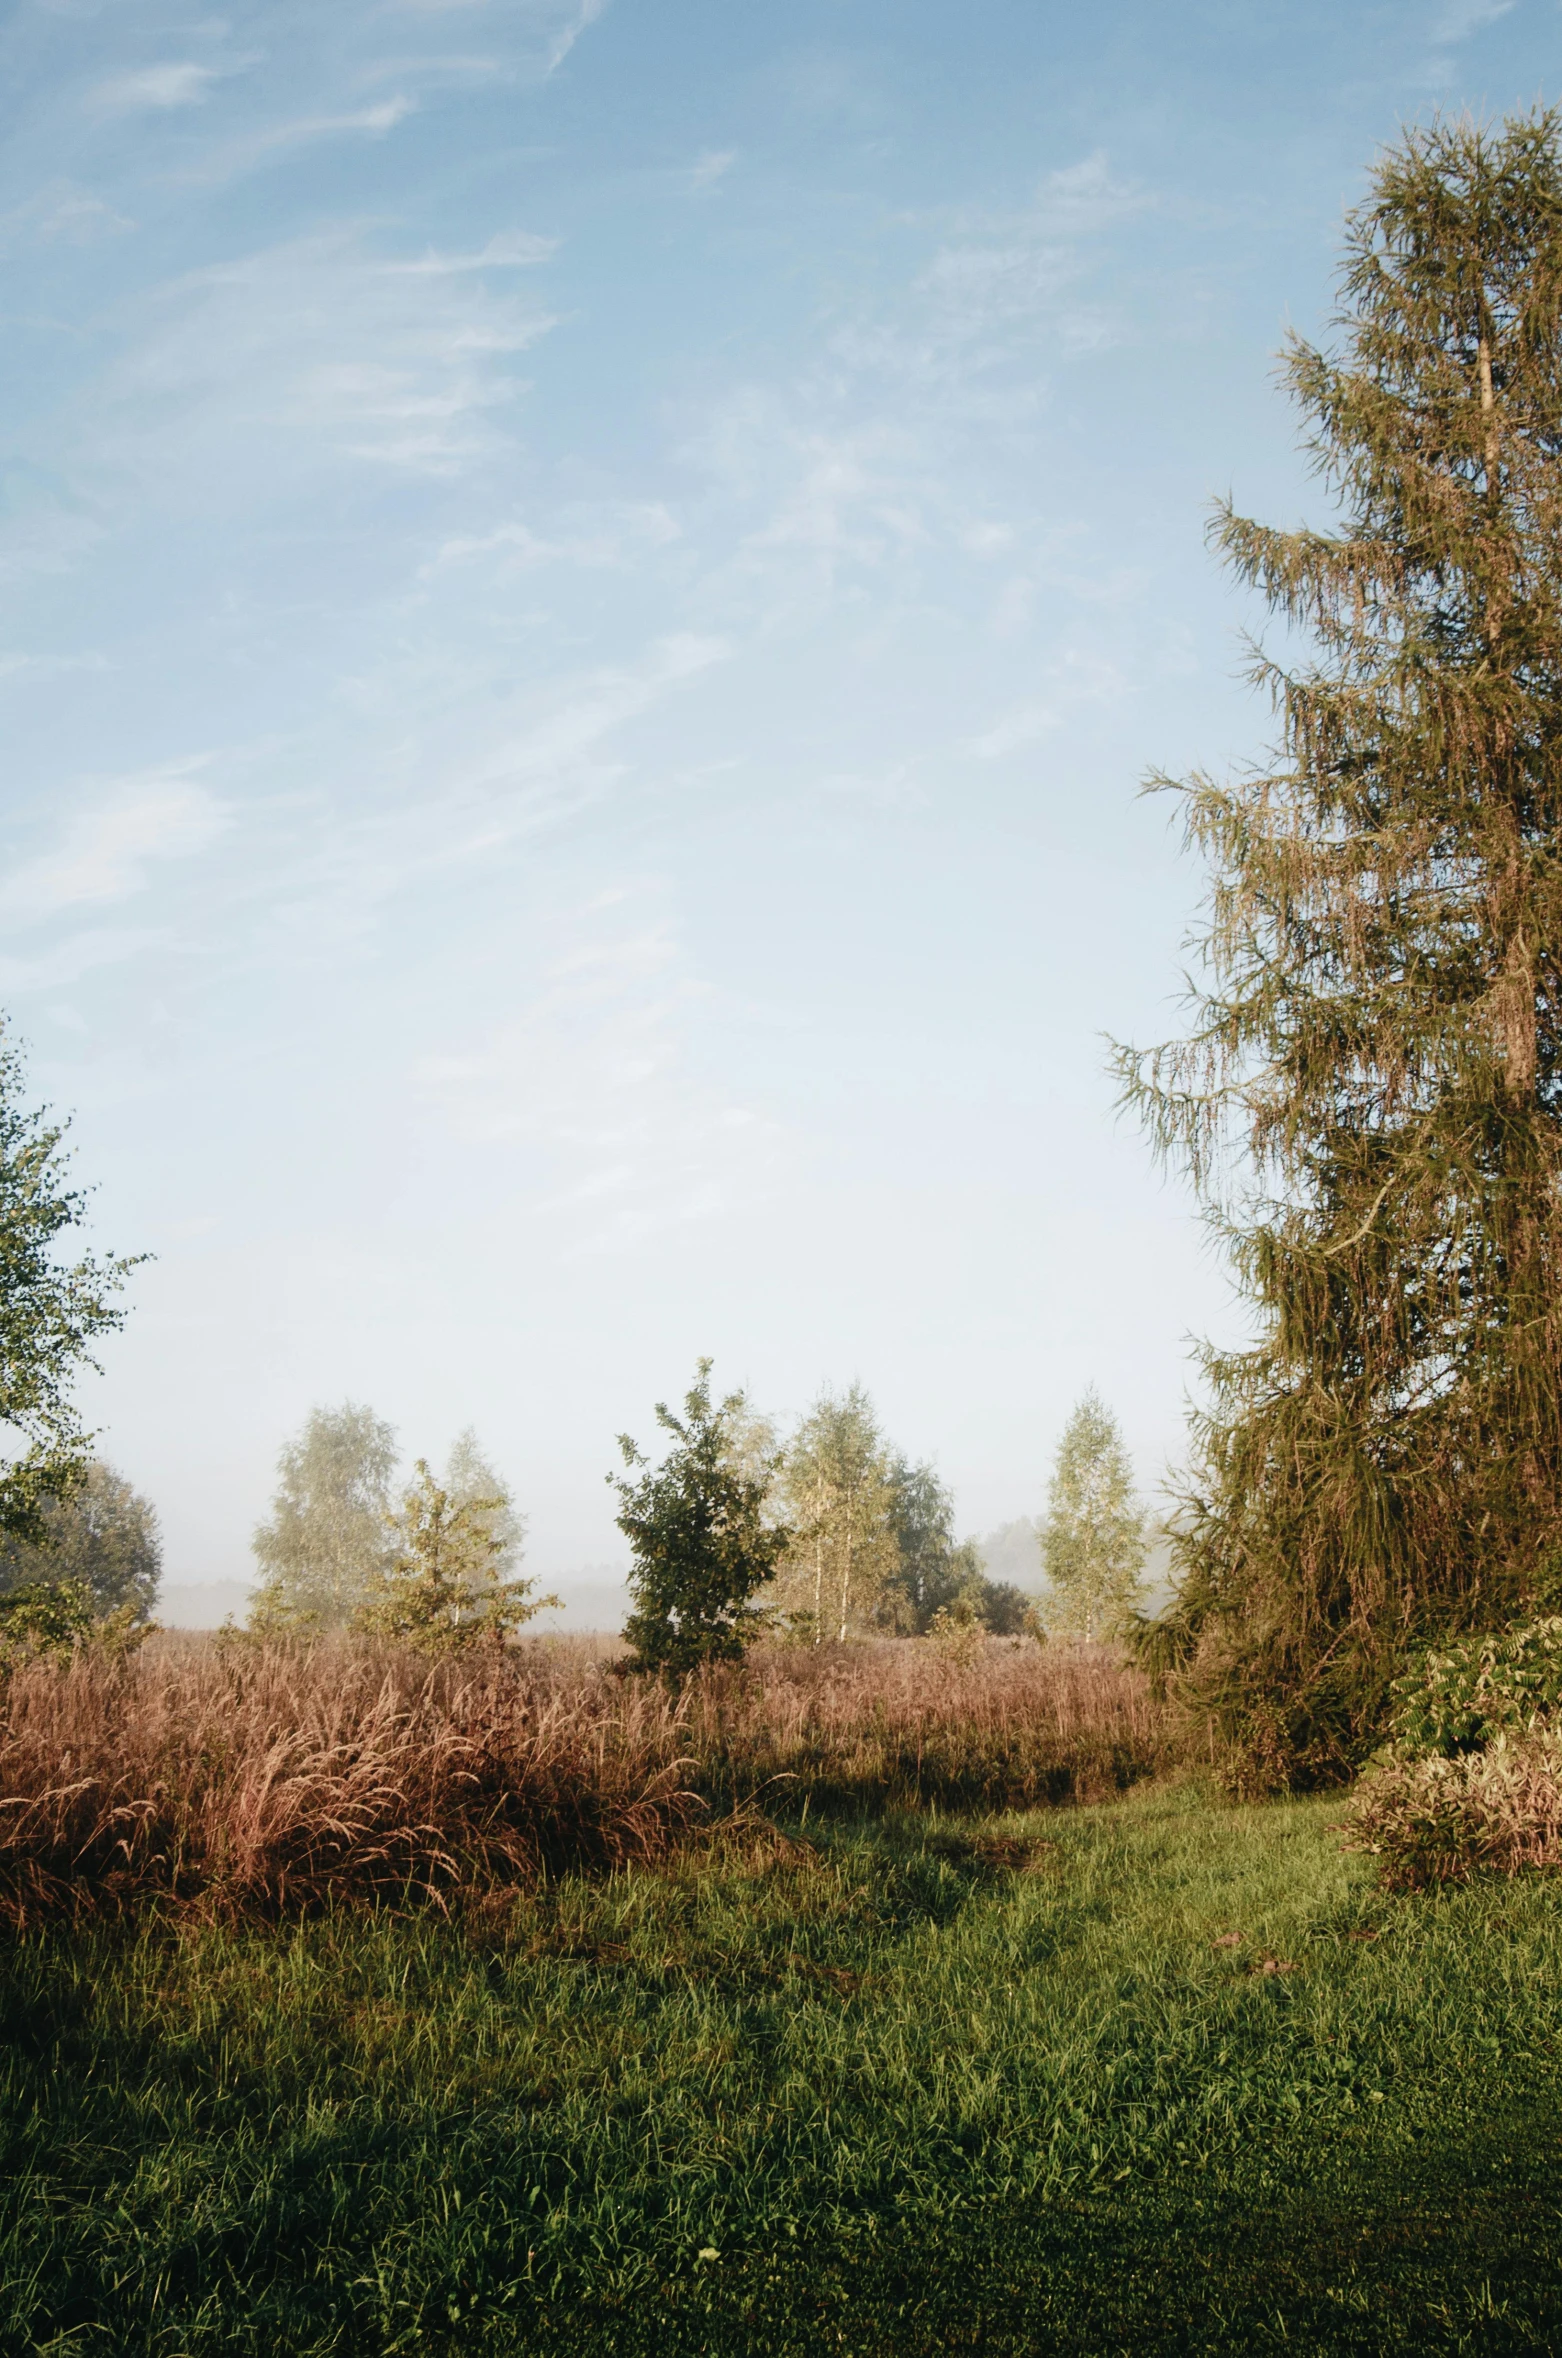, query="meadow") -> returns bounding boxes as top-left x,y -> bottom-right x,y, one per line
2,1640 -> 1561,2354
